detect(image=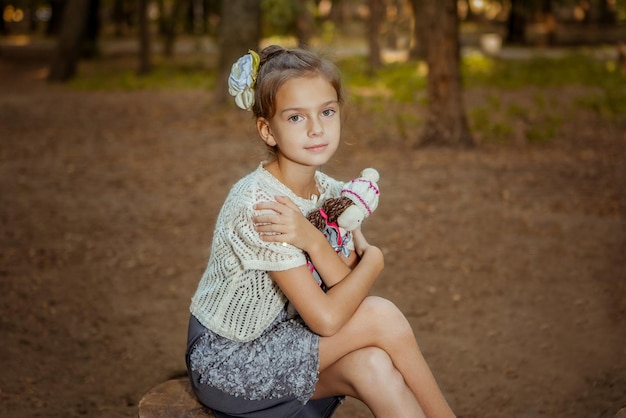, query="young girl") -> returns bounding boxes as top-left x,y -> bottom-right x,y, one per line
186,45 -> 456,418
